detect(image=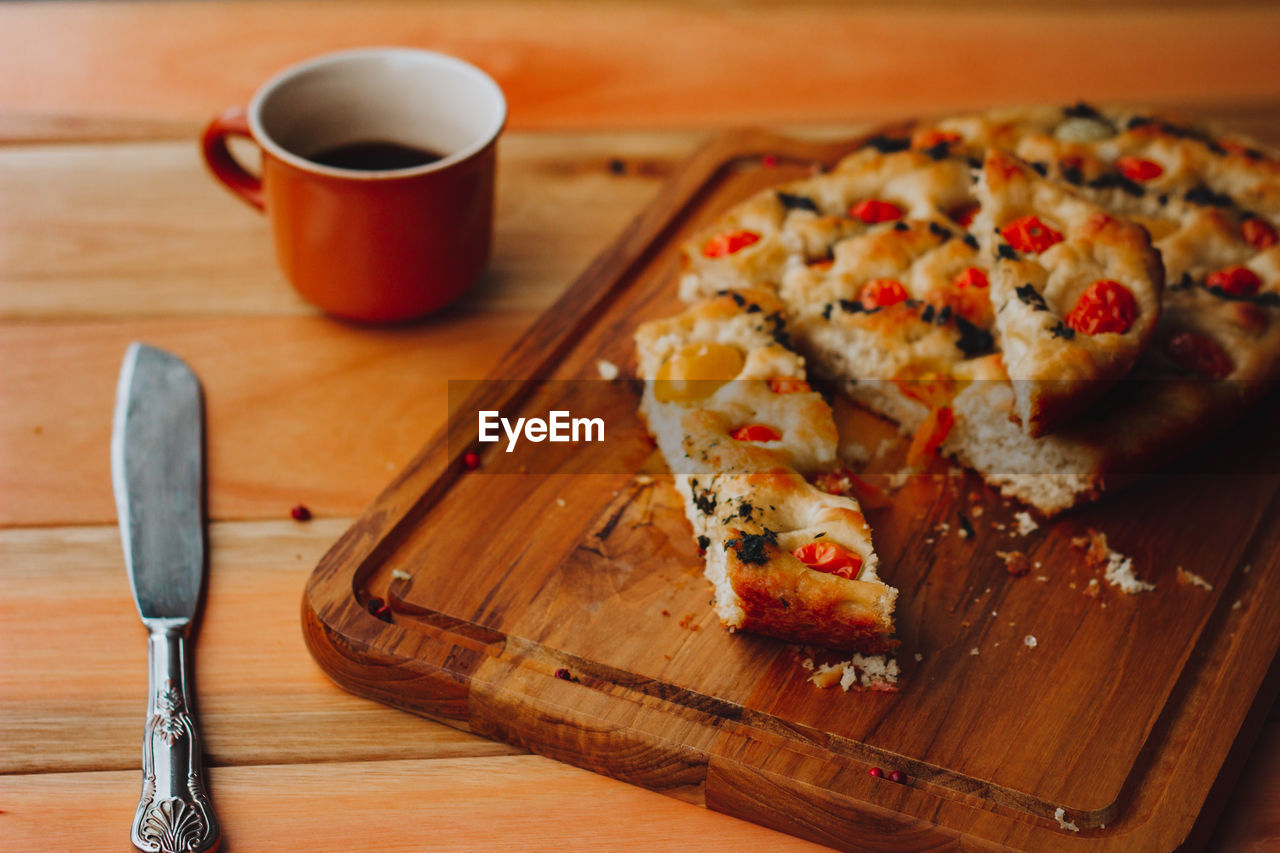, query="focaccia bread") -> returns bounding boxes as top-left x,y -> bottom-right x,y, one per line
702,471 -> 895,653
688,145 -> 1166,438
634,290 -> 897,652
927,104 -> 1280,387
630,105 -> 1280,653
663,109 -> 1279,515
